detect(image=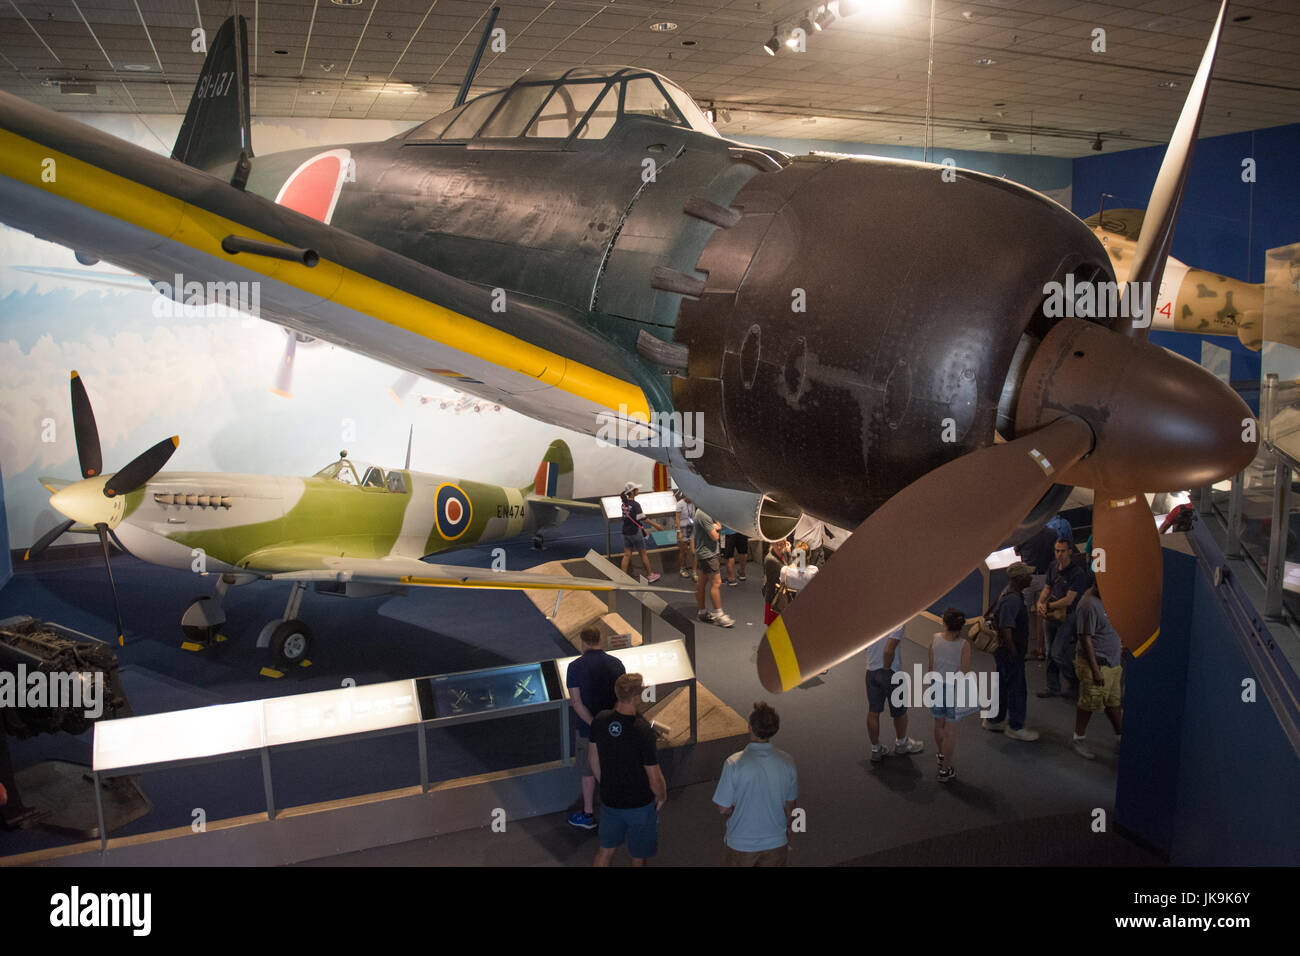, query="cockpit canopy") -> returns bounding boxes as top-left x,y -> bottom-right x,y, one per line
405,66 -> 720,144
314,457 -> 408,494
